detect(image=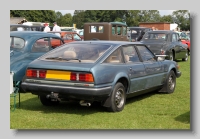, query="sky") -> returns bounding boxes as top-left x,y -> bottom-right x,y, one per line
55,10 -> 175,16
